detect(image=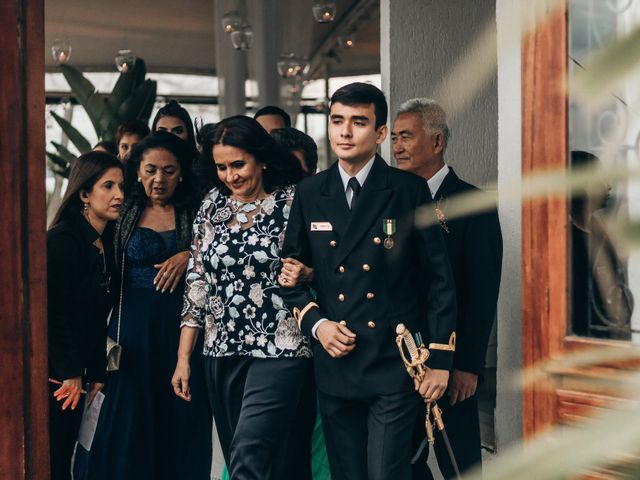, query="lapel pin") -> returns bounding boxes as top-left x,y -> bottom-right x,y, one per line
435,199 -> 449,234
